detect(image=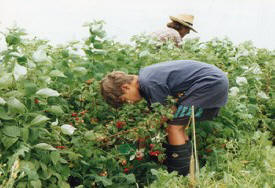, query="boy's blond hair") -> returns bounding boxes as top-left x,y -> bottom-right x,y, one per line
100,71 -> 134,108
